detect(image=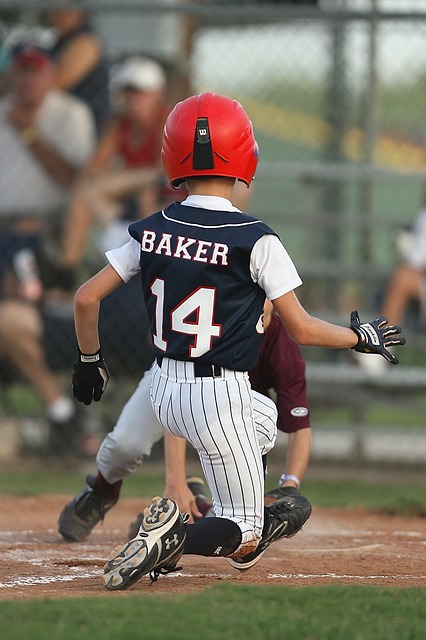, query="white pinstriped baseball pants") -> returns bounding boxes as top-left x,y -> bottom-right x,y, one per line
96,359 -> 277,544
150,358 -> 277,546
